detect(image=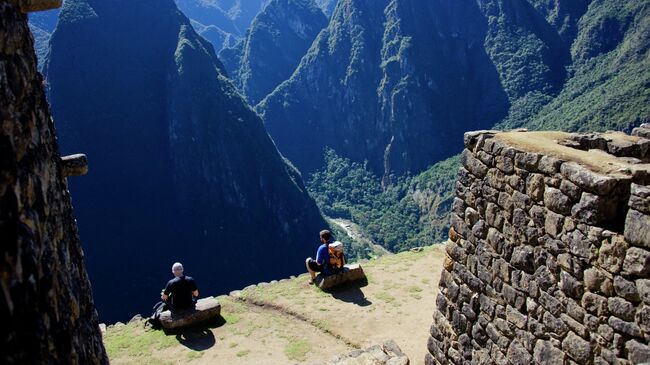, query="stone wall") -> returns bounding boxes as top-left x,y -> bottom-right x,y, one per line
426,129 -> 650,365
0,1 -> 107,363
